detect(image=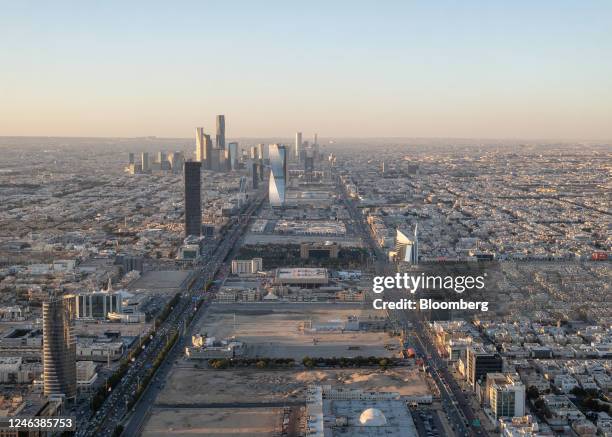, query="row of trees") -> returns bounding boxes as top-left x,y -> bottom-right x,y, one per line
208,357 -> 295,369
205,355 -> 400,370
302,356 -> 398,369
